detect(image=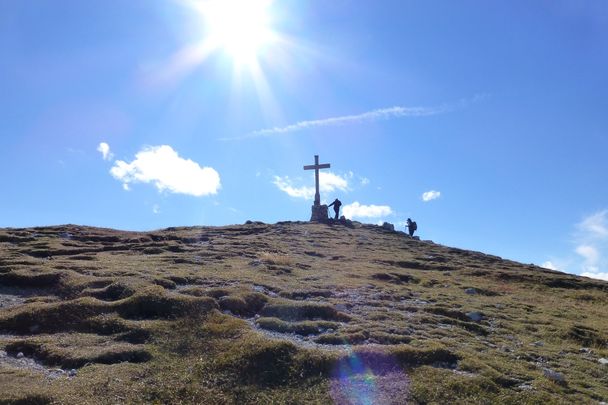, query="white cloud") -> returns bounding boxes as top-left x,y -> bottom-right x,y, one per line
152,204 -> 160,214
580,271 -> 608,281
545,210 -> 608,278
320,172 -> 349,193
360,177 -> 370,186
97,142 -> 114,161
273,171 -> 349,199
578,210 -> 608,238
273,176 -> 314,199
422,190 -> 441,202
569,210 -> 608,277
576,244 -> 599,263
110,145 -> 220,196
541,261 -> 558,271
343,202 -> 393,219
